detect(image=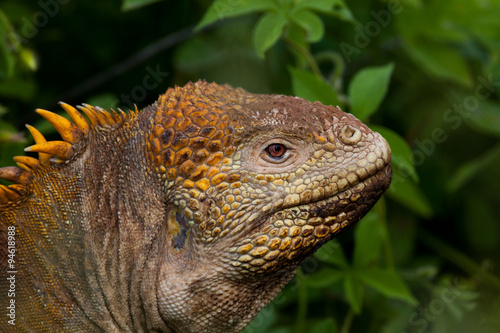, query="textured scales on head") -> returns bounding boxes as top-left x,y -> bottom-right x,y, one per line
0,80 -> 391,333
